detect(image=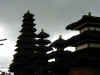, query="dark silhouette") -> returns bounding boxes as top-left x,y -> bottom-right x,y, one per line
8,11 -> 100,75
48,35 -> 72,75
9,11 -> 38,75
66,12 -> 100,75
36,29 -> 51,75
